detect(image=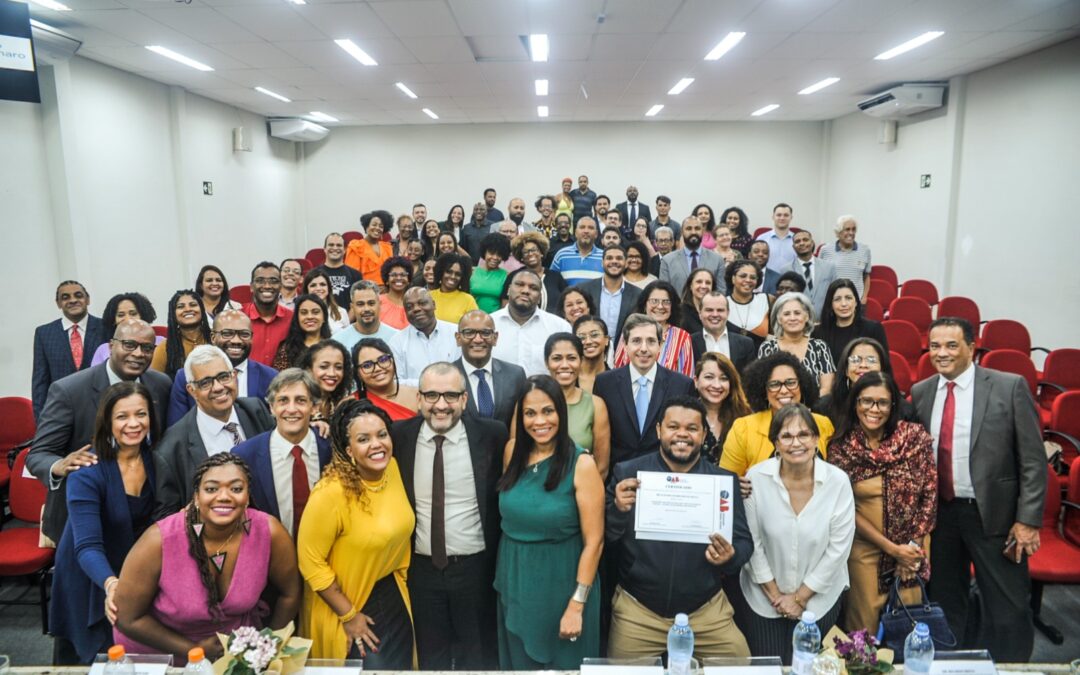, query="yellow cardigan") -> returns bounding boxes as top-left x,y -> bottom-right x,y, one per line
720,409 -> 834,476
